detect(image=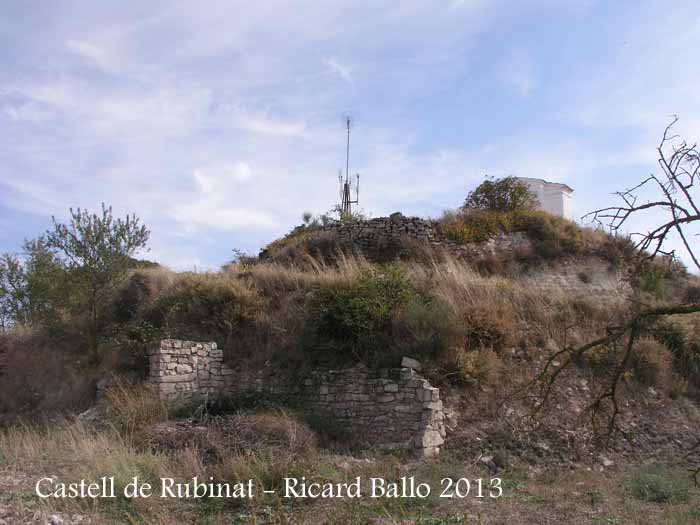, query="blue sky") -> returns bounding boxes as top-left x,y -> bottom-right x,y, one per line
1,1 -> 699,270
